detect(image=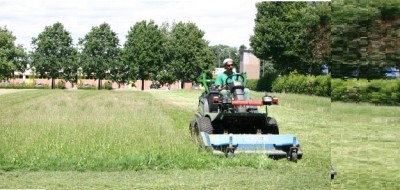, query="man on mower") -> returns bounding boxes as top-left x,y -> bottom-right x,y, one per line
214,58 -> 250,100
